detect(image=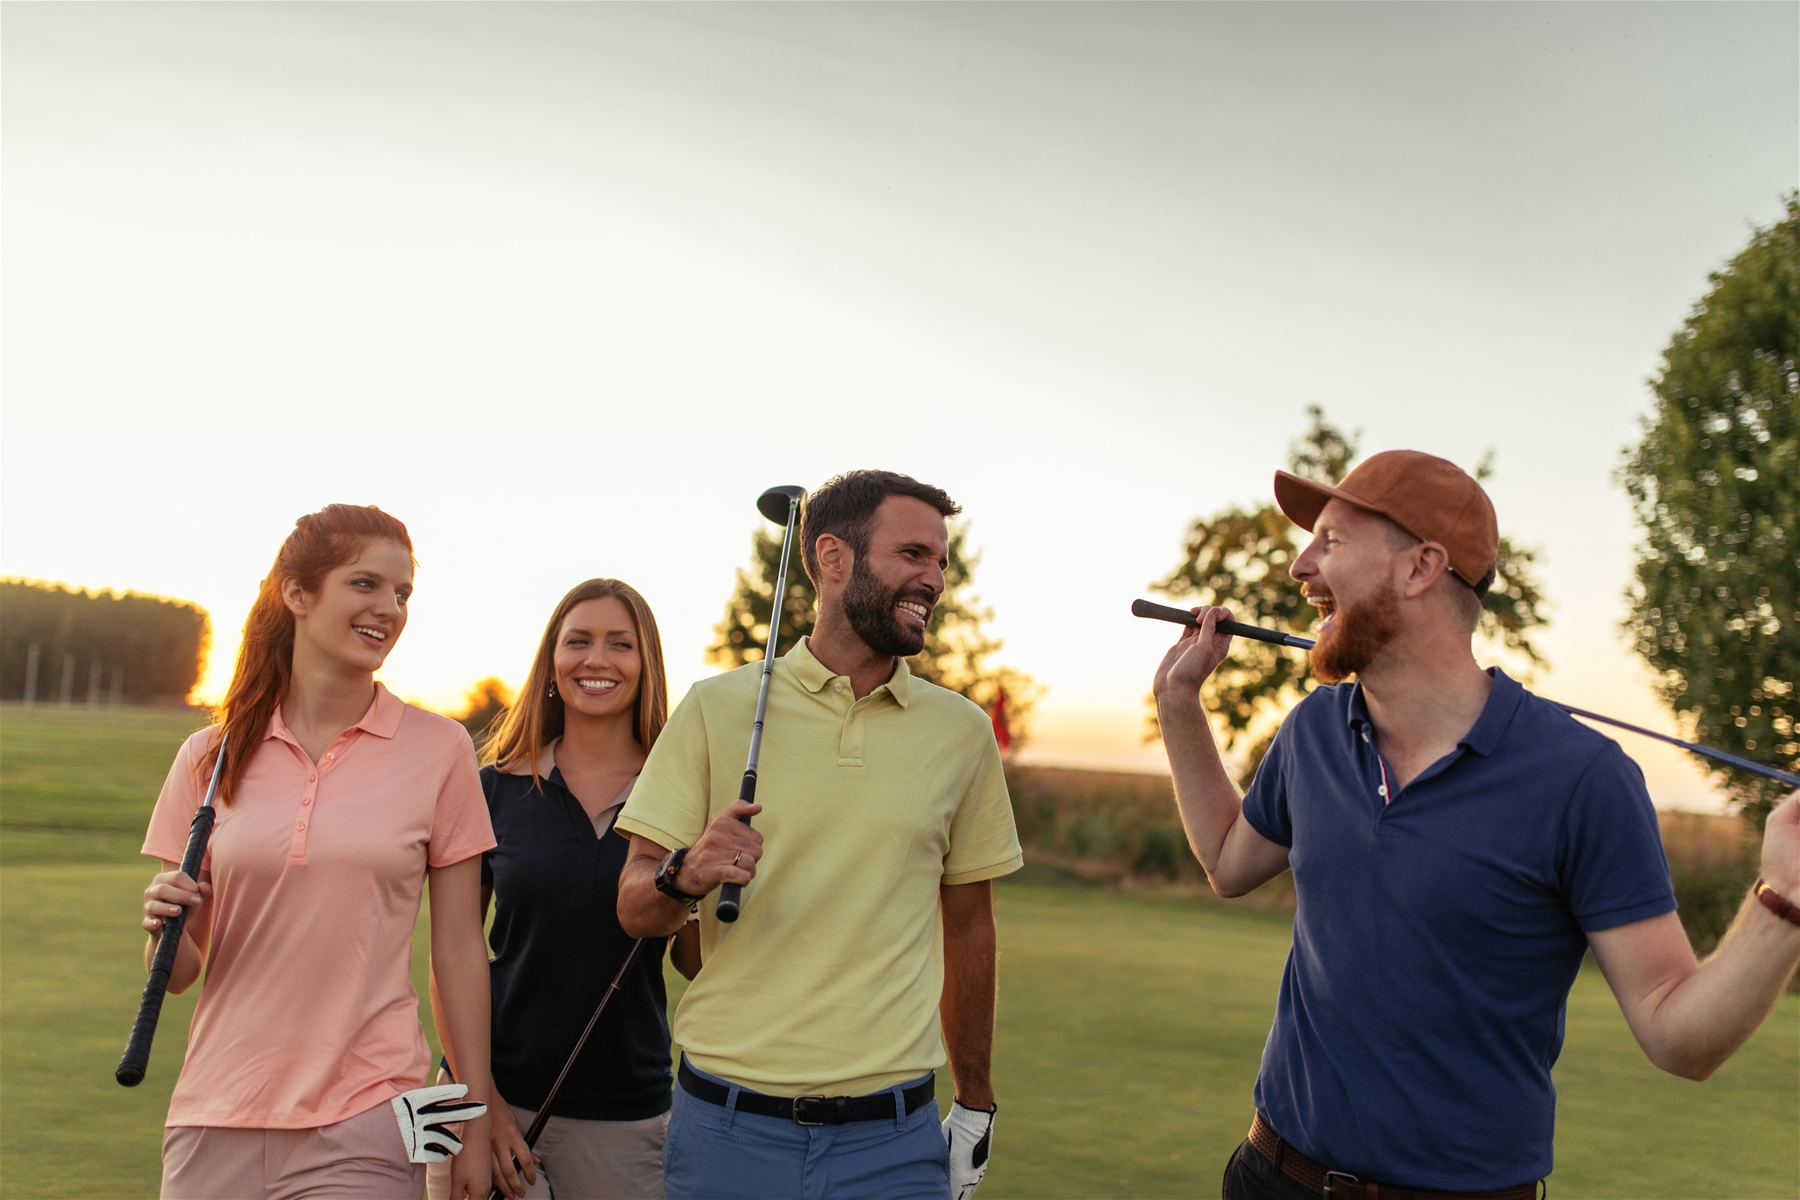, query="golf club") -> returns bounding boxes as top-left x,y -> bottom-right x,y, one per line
717,485 -> 806,924
484,937 -> 649,1200
1133,598 -> 1800,789
117,738 -> 227,1086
